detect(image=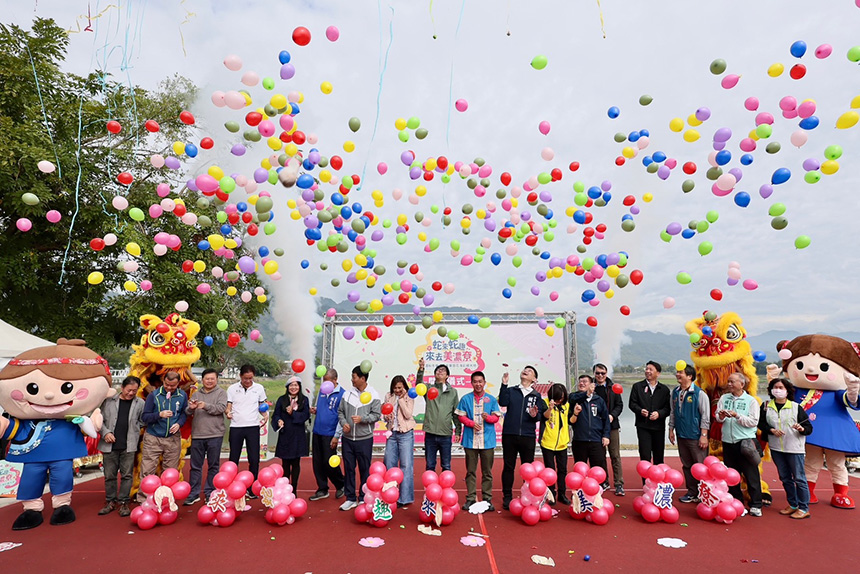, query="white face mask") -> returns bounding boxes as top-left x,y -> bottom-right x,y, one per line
772,388 -> 788,400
